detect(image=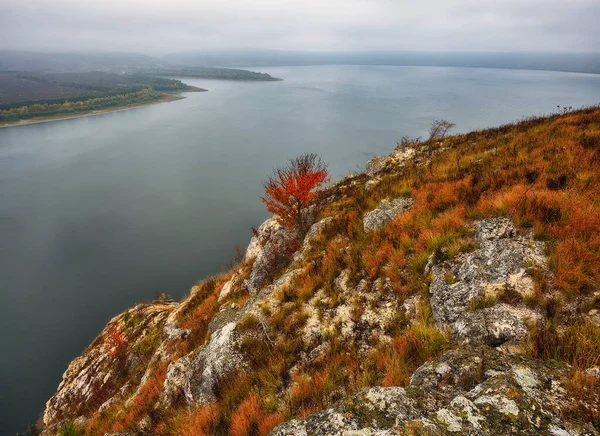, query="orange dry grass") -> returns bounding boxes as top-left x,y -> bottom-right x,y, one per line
375,324 -> 447,387
174,405 -> 219,436
174,392 -> 284,436
230,393 -> 262,436
86,363 -> 168,436
180,293 -> 218,330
